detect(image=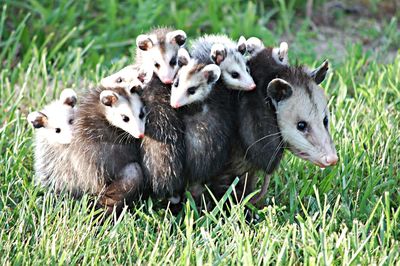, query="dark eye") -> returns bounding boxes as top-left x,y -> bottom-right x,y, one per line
122,115 -> 130,122
246,66 -> 250,73
154,63 -> 160,69
323,116 -> 329,127
187,86 -> 197,95
55,128 -> 61,133
139,107 -> 146,120
297,121 -> 307,132
169,56 -> 177,66
174,78 -> 179,87
130,85 -> 141,94
116,77 -> 123,83
69,119 -> 73,125
231,72 -> 240,79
